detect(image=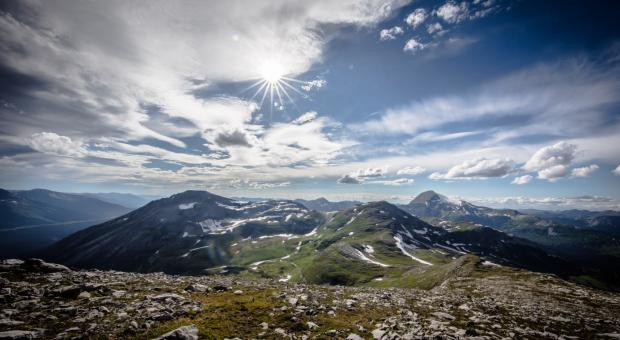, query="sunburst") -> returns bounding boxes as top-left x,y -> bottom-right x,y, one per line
244,60 -> 310,116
